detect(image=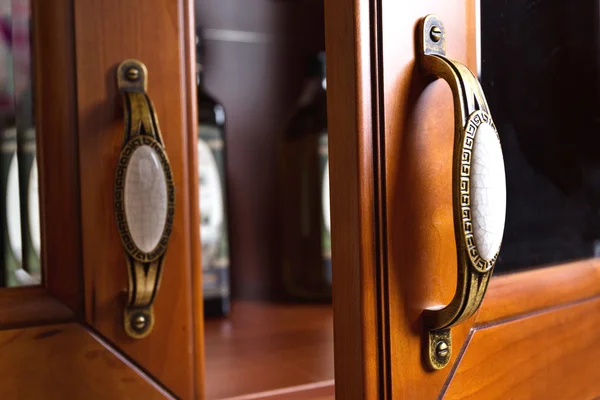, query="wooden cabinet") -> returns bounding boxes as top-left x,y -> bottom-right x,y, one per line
1,0 -> 597,399
1,0 -> 201,398
326,0 -> 600,399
